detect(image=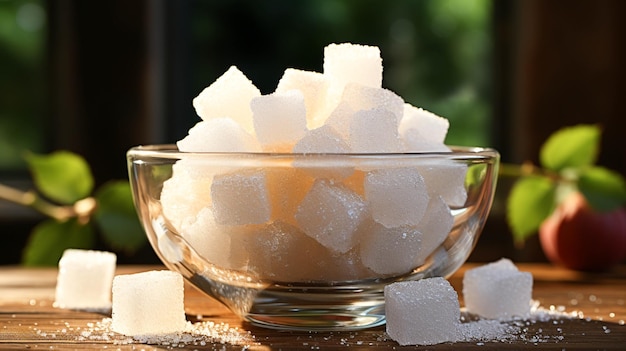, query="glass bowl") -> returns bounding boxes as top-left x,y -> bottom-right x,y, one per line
127,145 -> 499,331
